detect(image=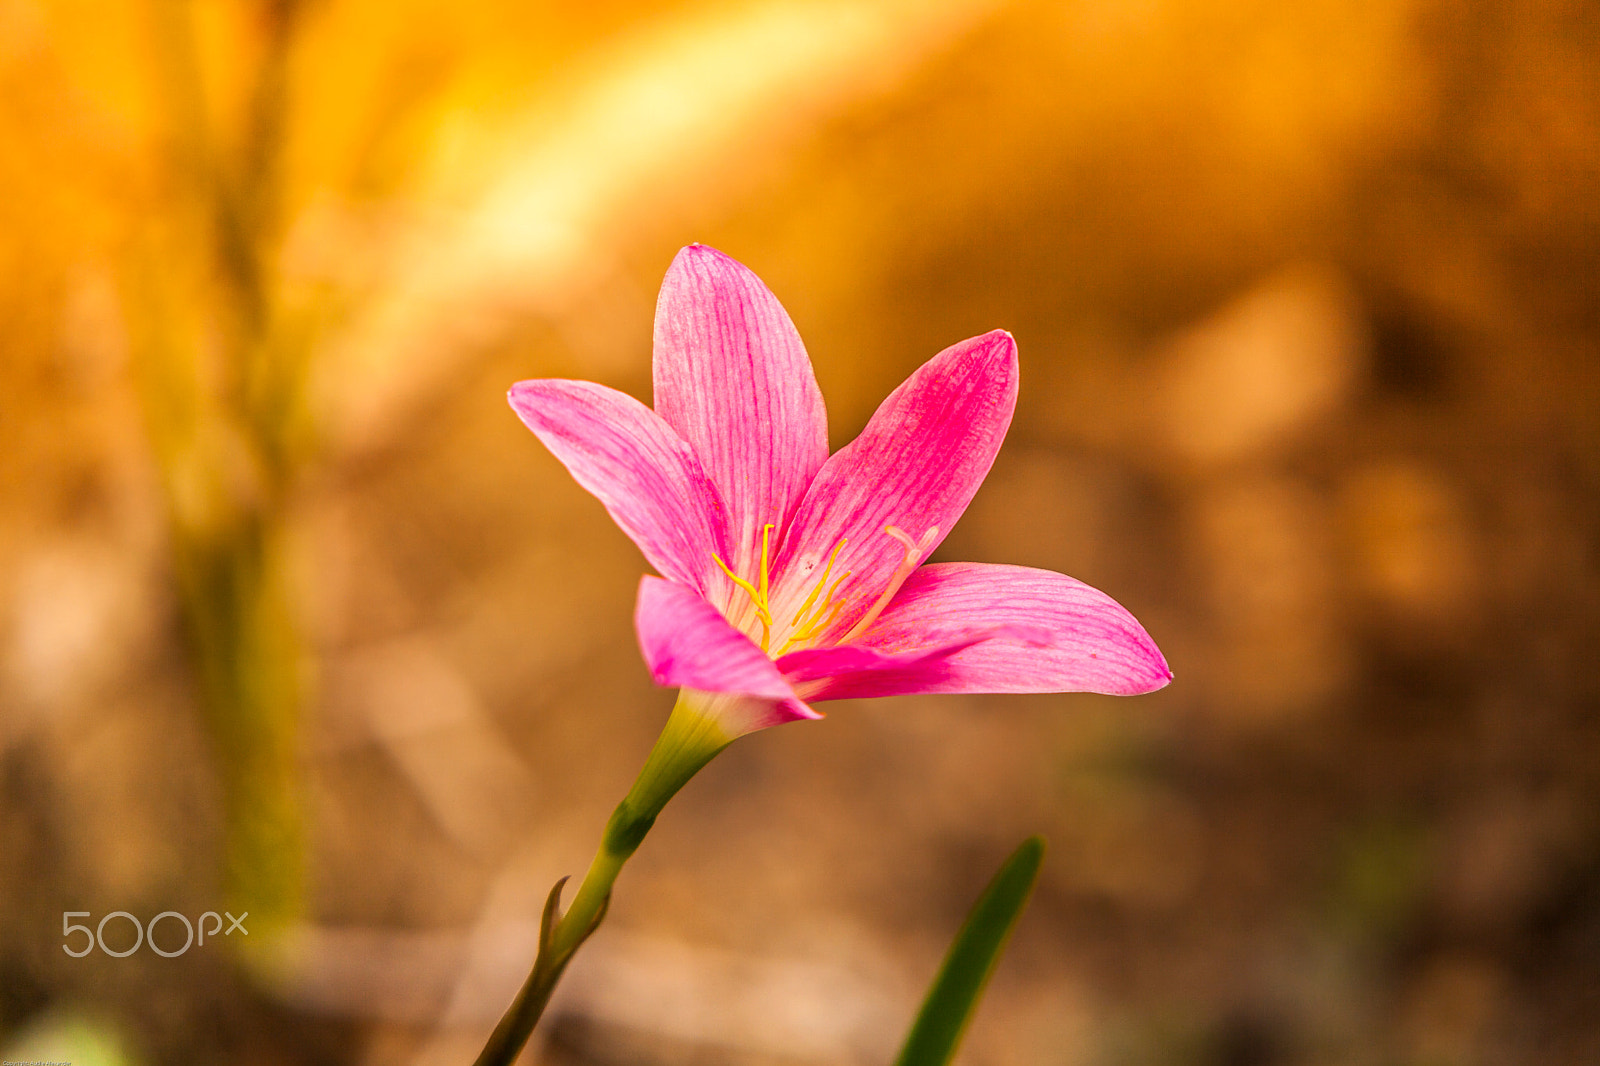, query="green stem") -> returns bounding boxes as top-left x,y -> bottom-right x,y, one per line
472,689 -> 736,1066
